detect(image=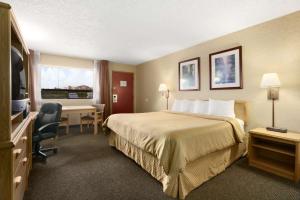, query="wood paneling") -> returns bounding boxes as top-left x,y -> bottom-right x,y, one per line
0,5 -> 12,142
0,3 -> 34,200
0,148 -> 13,200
